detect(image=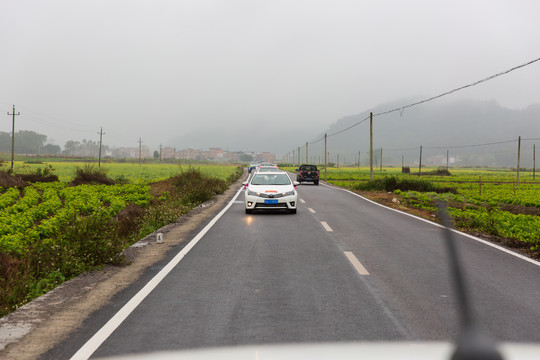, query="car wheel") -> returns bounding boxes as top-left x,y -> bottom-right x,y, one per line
245,209 -> 253,214
314,180 -> 319,185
